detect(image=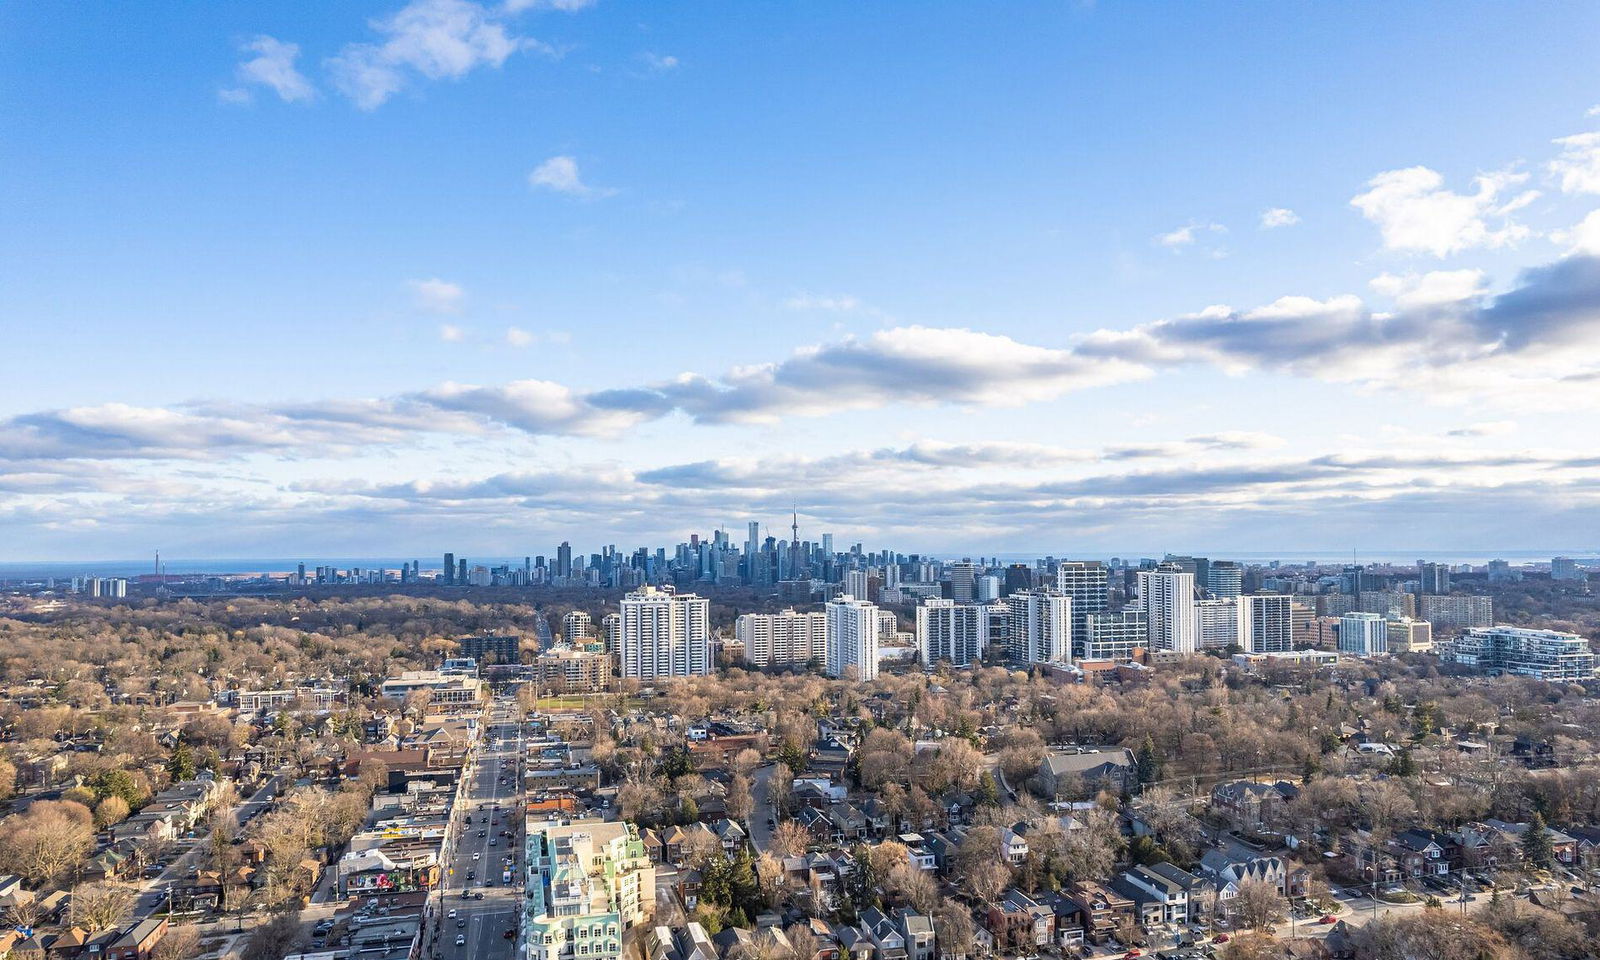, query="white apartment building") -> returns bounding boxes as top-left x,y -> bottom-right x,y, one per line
1137,568 -> 1197,654
916,598 -> 984,667
1238,594 -> 1295,653
1010,589 -> 1072,666
1195,598 -> 1239,649
826,595 -> 881,681
1439,626 -> 1596,681
1339,612 -> 1389,657
844,568 -> 870,601
736,608 -> 826,668
618,586 -> 711,679
1080,610 -> 1148,661
1055,561 -> 1109,642
562,610 -> 593,643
